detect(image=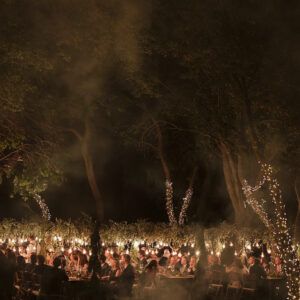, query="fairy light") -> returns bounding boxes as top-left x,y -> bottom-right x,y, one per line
178,188 -> 193,226
33,194 -> 51,220
242,162 -> 300,300
196,250 -> 200,256
165,180 -> 177,225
